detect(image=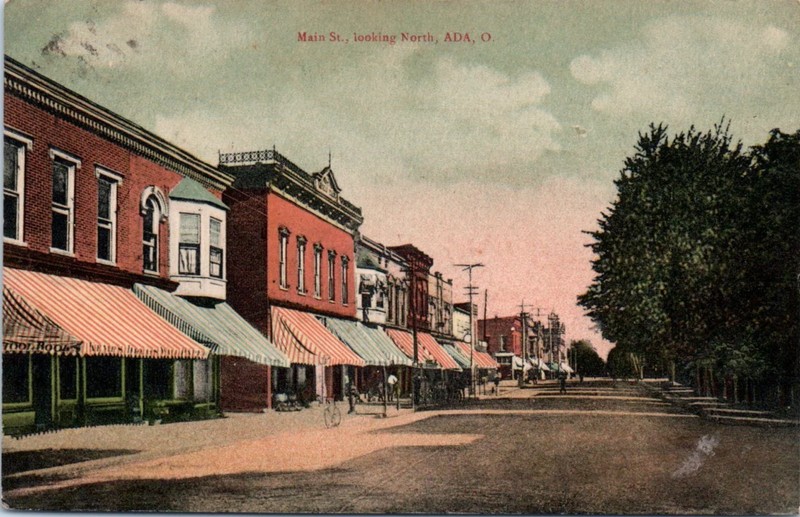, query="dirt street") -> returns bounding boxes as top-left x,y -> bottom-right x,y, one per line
3,380 -> 798,514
